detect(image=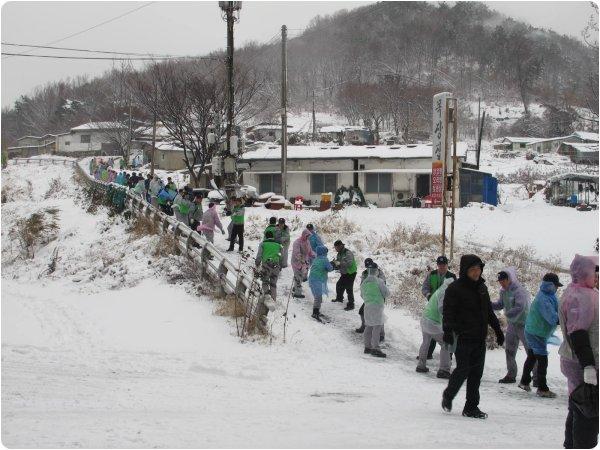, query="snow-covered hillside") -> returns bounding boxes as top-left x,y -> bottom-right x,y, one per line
1,159 -> 596,447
